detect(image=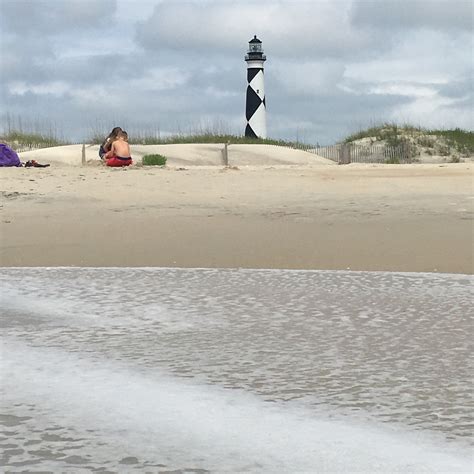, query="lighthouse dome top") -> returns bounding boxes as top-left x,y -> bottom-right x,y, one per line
245,35 -> 266,62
